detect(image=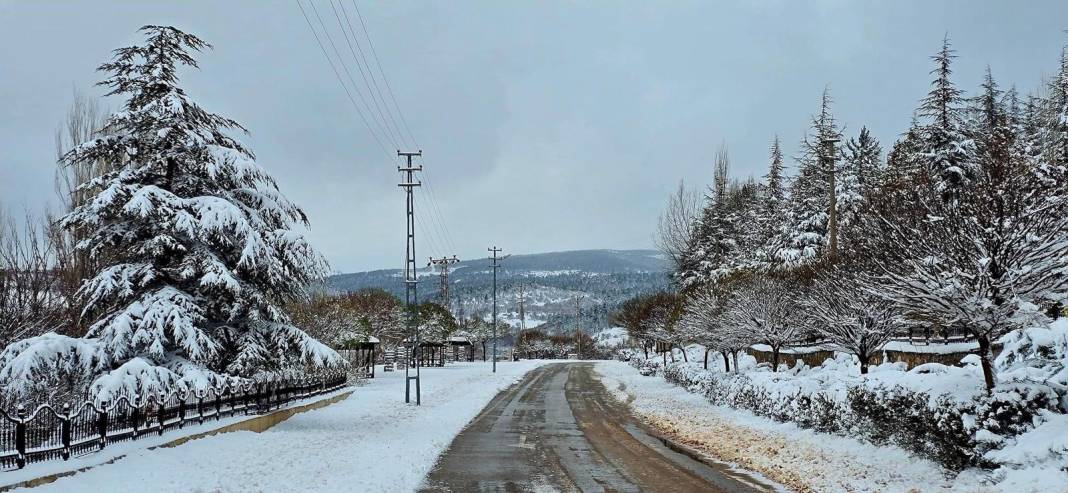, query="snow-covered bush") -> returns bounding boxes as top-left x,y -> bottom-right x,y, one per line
653,340 -> 1065,471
